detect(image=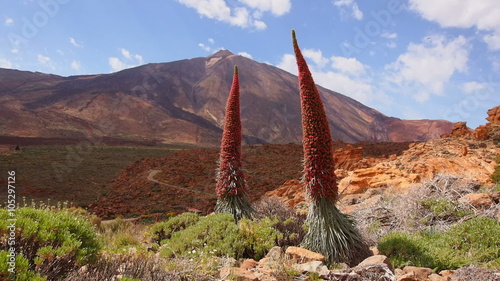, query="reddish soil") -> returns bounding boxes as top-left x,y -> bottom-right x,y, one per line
90,141 -> 412,218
